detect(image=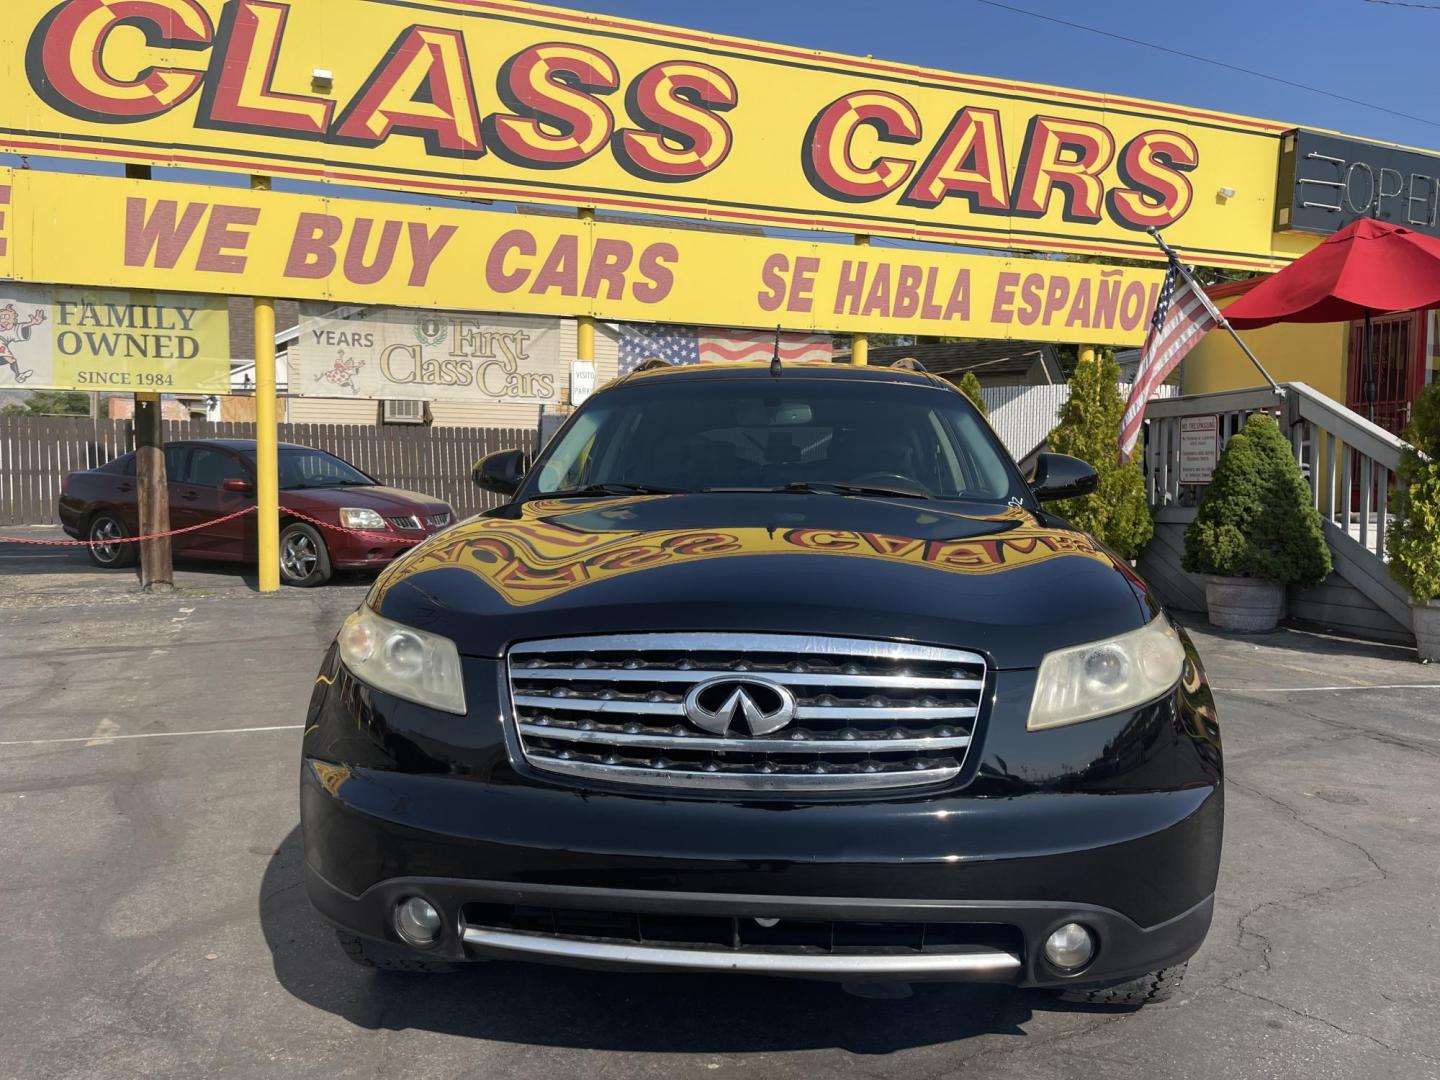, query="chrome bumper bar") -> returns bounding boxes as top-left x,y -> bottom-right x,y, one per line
461,926 -> 1022,976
